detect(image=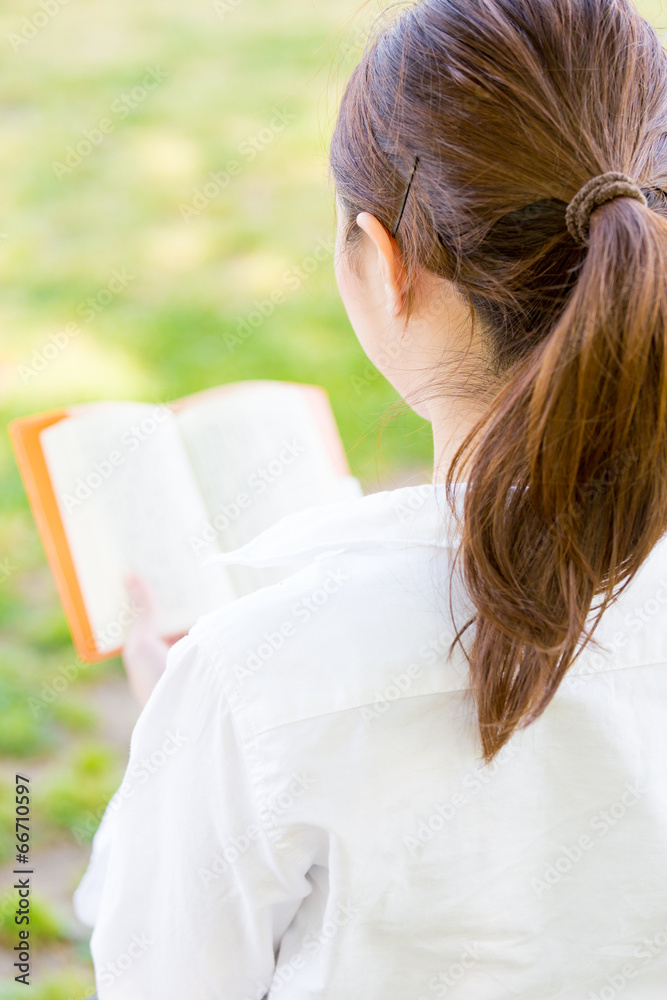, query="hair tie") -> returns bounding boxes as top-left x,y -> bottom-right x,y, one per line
565,171 -> 648,247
